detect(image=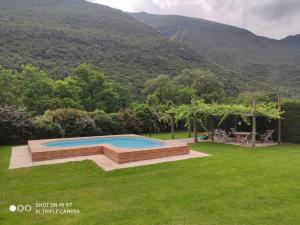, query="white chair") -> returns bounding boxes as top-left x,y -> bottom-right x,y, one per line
260,130 -> 274,143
